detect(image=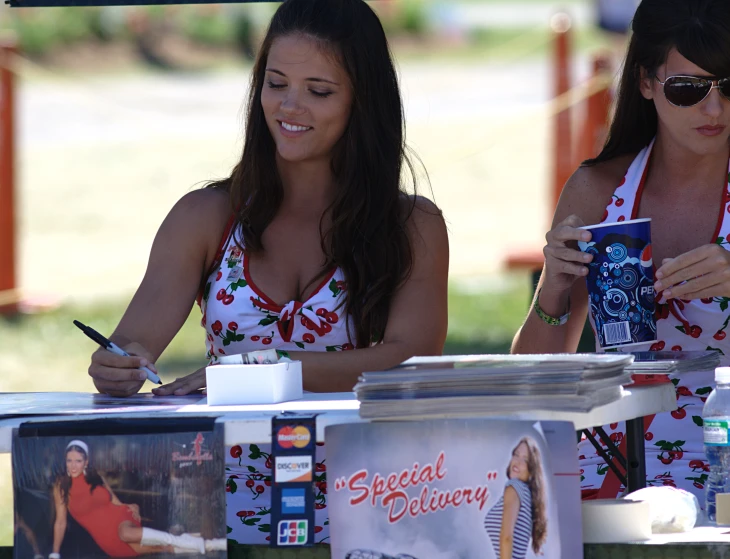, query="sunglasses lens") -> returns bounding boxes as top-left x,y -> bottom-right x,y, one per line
664,77 -> 711,107
721,79 -> 730,101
